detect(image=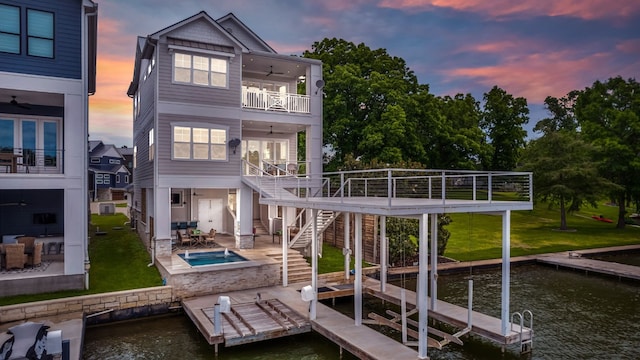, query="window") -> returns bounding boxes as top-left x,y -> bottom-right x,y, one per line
148,128 -> 154,161
90,157 -> 100,164
173,52 -> 228,87
125,174 -> 130,183
109,159 -> 121,164
0,4 -> 20,54
103,175 -> 110,185
172,125 -> 227,160
116,174 -> 120,183
95,173 -> 103,185
0,116 -> 61,172
171,190 -> 183,207
27,9 -> 54,58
